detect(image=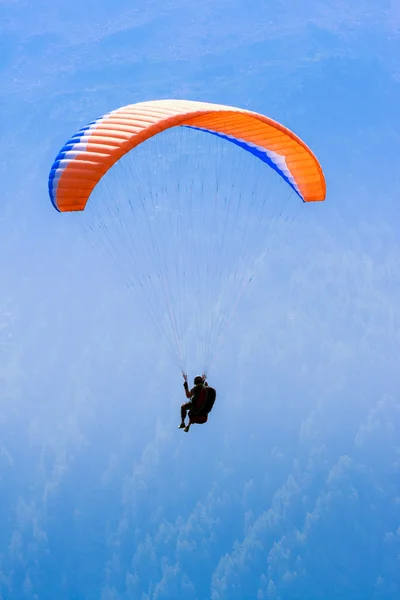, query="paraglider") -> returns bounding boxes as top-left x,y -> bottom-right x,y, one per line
48,99 -> 326,427
179,374 -> 217,432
